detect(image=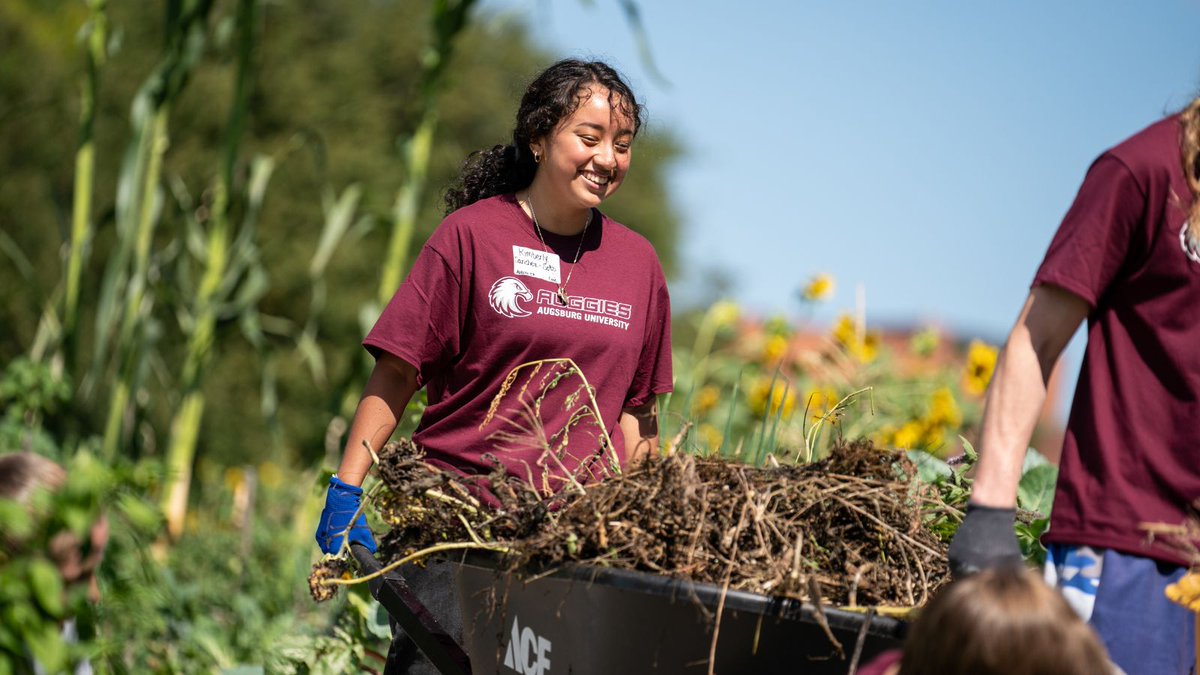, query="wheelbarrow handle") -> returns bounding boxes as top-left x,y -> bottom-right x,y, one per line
350,543 -> 472,675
